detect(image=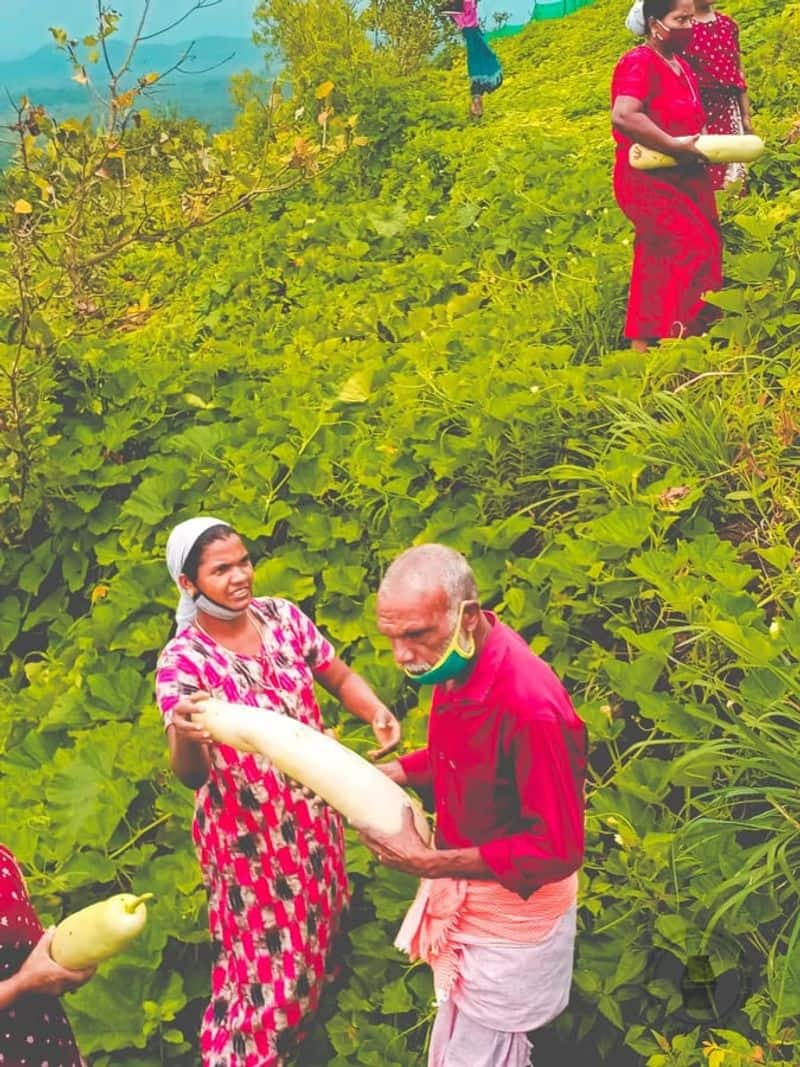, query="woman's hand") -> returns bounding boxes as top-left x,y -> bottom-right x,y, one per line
16,928 -> 95,998
368,707 -> 401,760
165,693 -> 212,789
670,134 -> 708,166
313,658 -> 401,757
170,692 -> 213,746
